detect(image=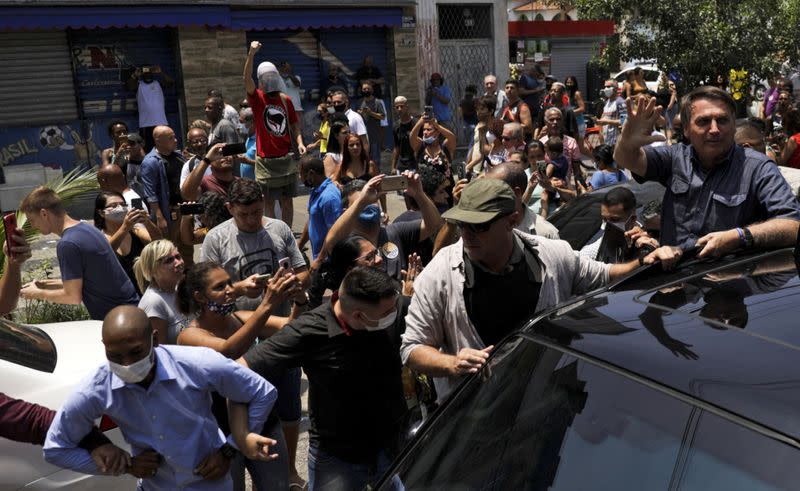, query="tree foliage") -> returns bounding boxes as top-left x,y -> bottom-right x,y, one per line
567,0 -> 800,89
